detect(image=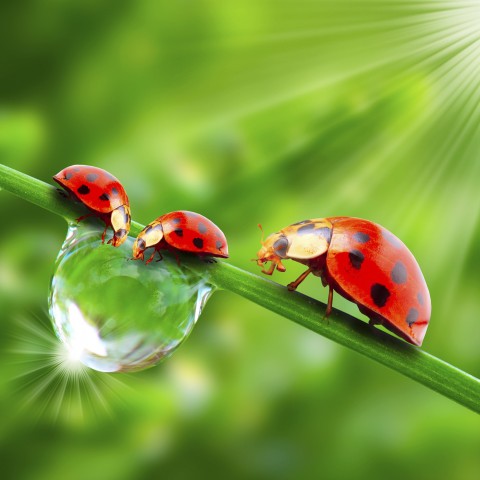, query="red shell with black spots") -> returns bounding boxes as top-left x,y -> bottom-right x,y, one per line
53,165 -> 131,247
160,211 -> 229,258
257,216 -> 431,346
325,217 -> 430,346
53,165 -> 129,214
